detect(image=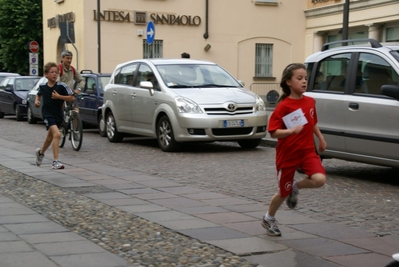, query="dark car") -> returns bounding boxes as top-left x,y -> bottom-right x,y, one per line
0,76 -> 40,121
0,72 -> 20,84
79,70 -> 111,136
26,76 -> 47,124
26,71 -> 111,135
